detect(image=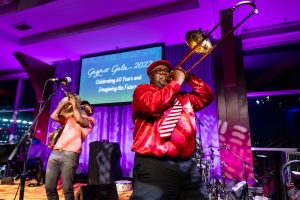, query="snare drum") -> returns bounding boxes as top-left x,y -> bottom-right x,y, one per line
115,180 -> 132,192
